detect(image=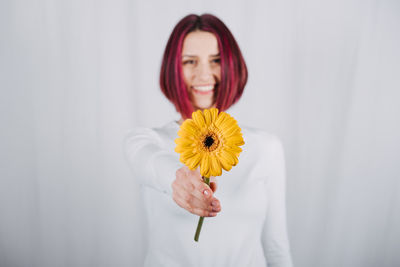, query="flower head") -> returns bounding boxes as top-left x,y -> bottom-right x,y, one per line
175,108 -> 244,177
